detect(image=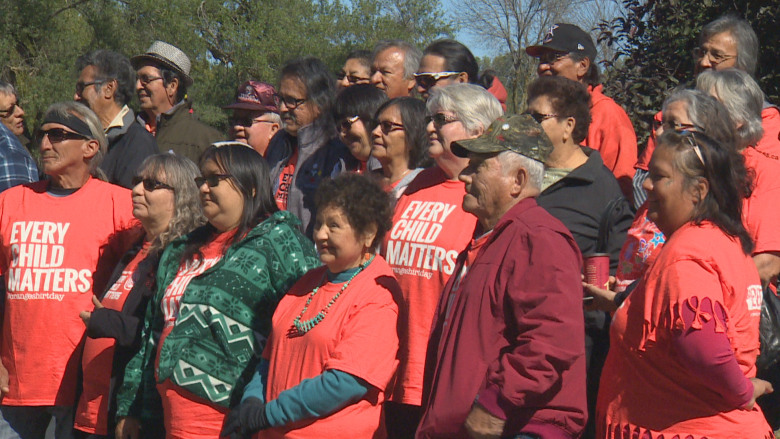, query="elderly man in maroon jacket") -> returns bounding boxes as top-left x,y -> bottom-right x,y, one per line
416,114 -> 587,439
